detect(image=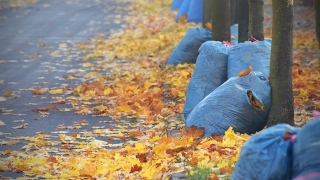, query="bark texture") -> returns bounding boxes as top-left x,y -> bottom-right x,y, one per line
238,0 -> 249,42
212,0 -> 230,42
248,0 -> 264,40
267,0 -> 294,127
315,0 -> 320,48
230,0 -> 239,25
202,0 -> 213,28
